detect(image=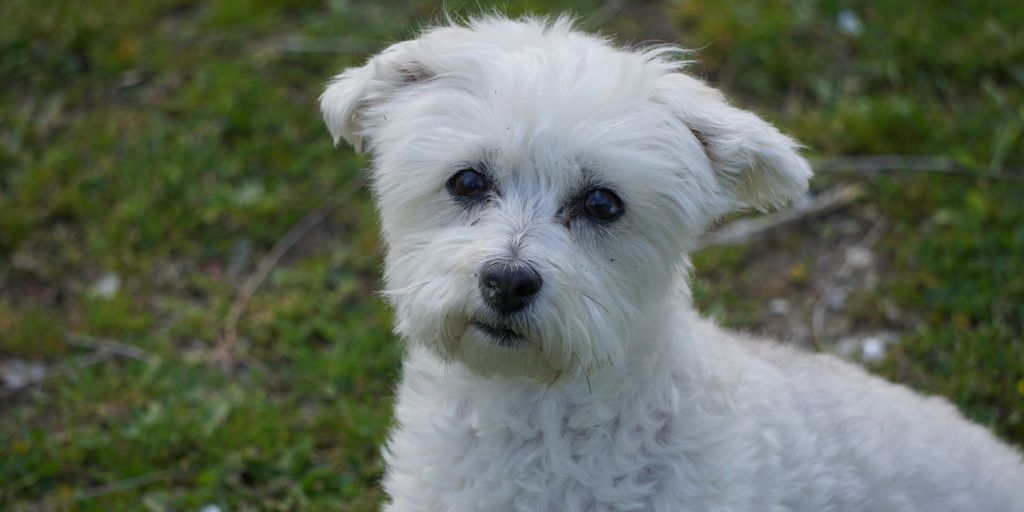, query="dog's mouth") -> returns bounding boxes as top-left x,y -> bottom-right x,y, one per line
471,320 -> 526,347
